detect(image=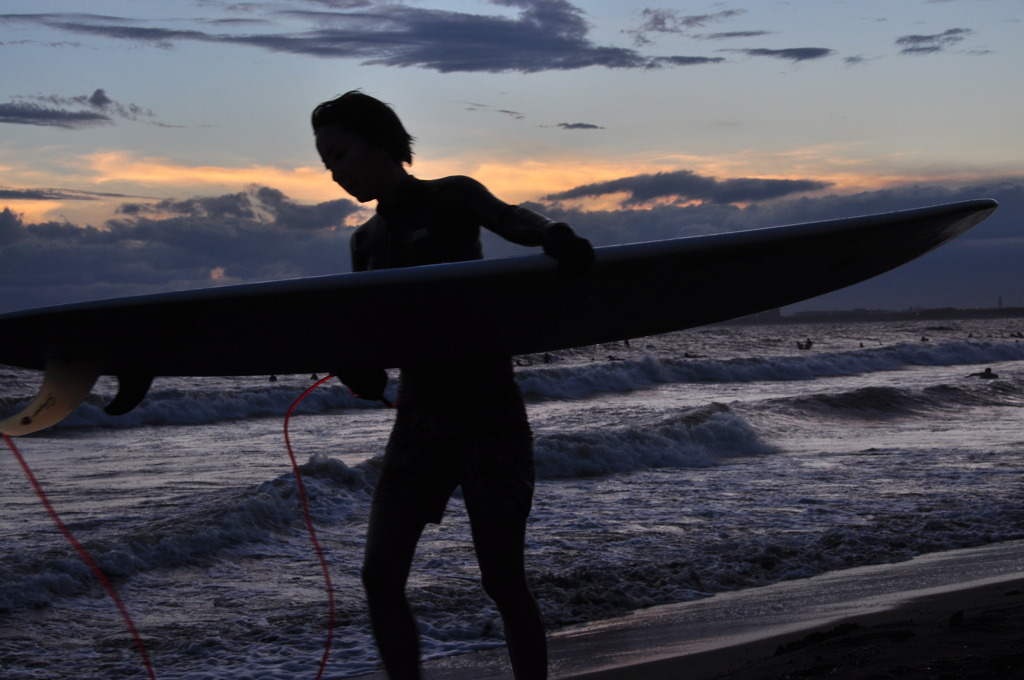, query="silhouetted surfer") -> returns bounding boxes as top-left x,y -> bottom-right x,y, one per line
967,367 -> 998,379
312,91 -> 593,680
